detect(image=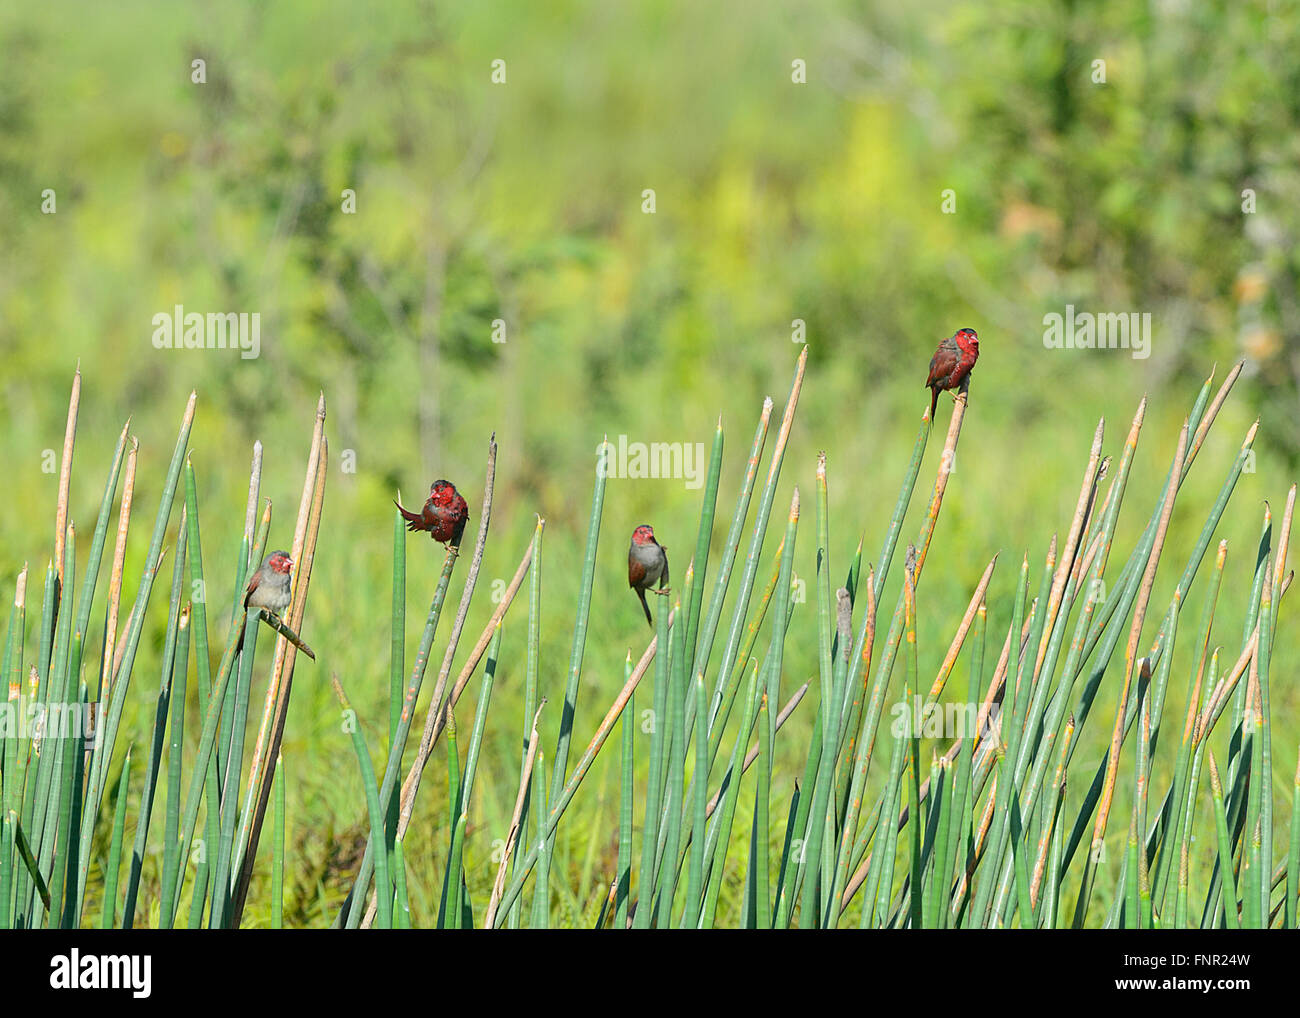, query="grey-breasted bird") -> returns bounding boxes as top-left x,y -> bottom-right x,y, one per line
628,525 -> 669,628
237,549 -> 316,660
245,549 -> 293,617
